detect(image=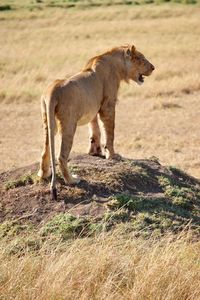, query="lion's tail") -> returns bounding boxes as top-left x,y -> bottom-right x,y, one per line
46,96 -> 57,200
